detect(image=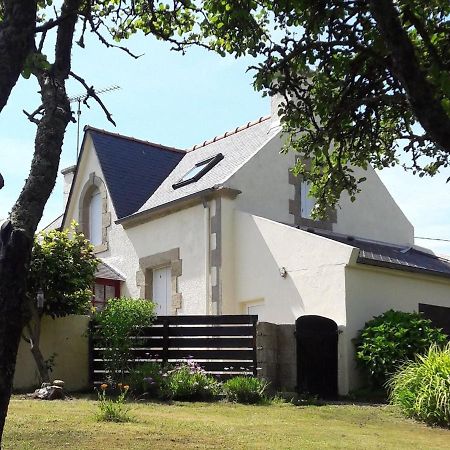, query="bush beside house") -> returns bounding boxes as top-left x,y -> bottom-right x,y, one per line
388,343 -> 450,427
355,309 -> 447,388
